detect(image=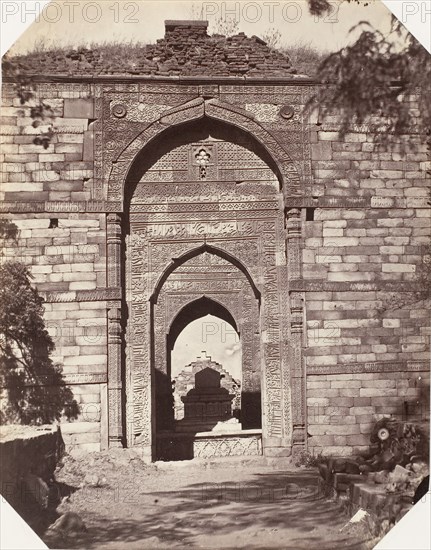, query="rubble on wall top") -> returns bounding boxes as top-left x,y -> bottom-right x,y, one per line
2,20 -> 298,79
